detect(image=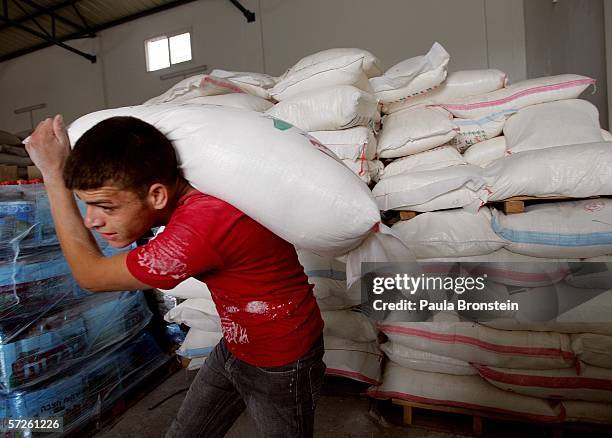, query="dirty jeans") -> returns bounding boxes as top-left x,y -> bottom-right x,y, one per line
165,336 -> 325,438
